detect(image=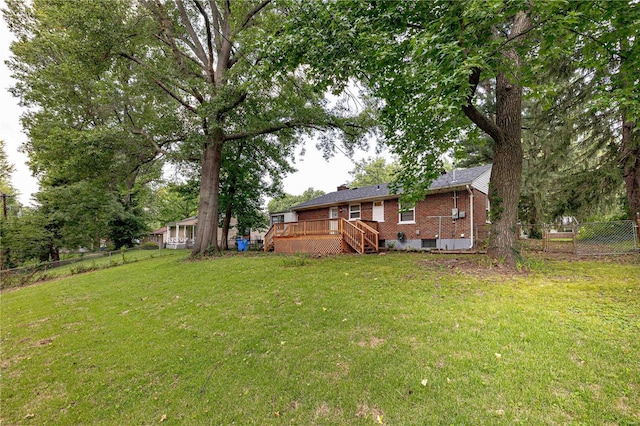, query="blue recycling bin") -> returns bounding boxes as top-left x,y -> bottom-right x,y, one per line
237,238 -> 249,252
